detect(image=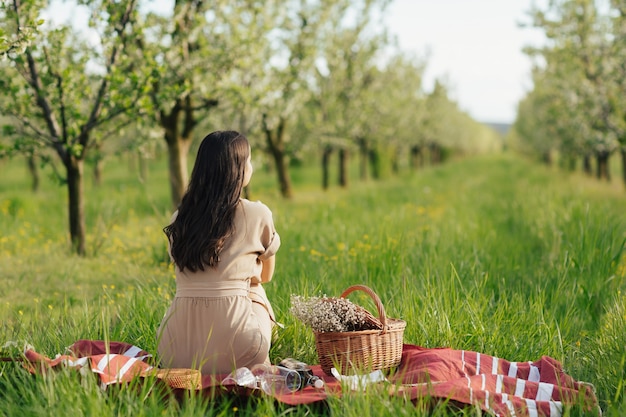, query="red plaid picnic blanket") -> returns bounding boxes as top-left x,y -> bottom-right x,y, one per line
388,345 -> 599,416
8,340 -> 599,416
21,340 -> 154,386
